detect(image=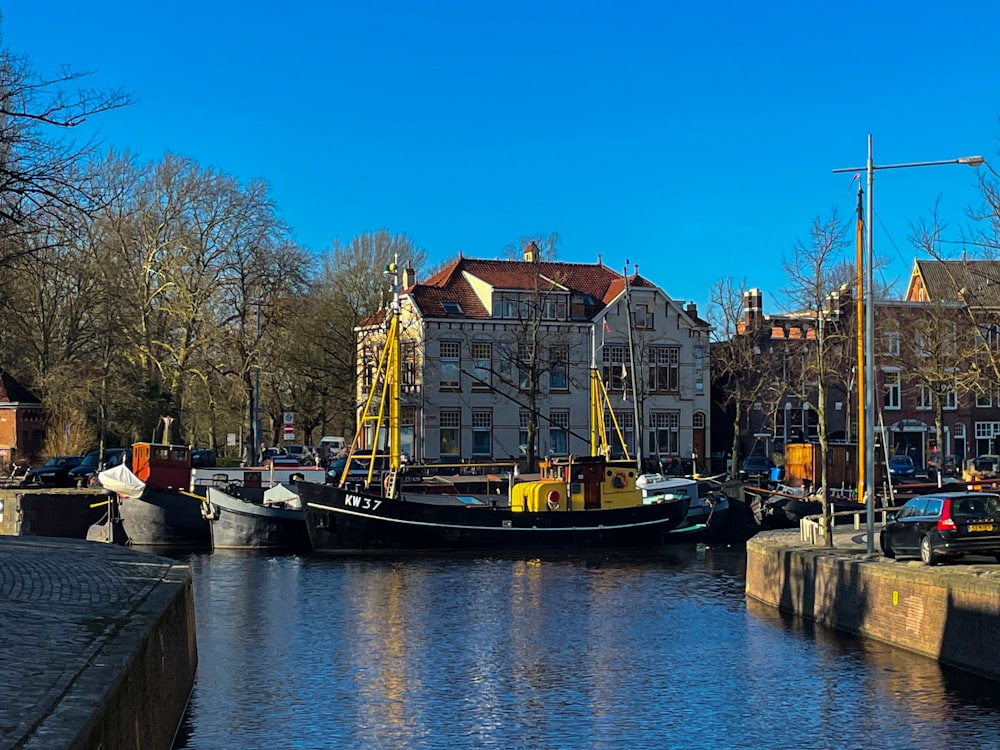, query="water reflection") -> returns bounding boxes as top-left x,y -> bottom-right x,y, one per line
174,545 -> 1000,750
